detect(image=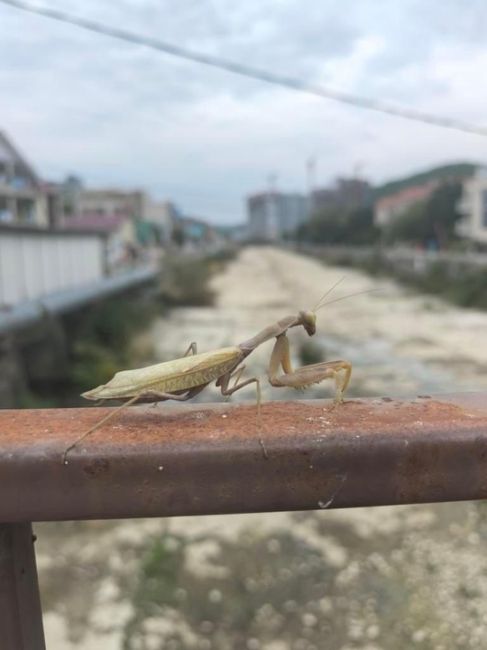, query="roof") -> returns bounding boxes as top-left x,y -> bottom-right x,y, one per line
376,182 -> 437,210
80,188 -> 144,199
0,223 -> 106,238
0,131 -> 40,187
62,213 -> 130,234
